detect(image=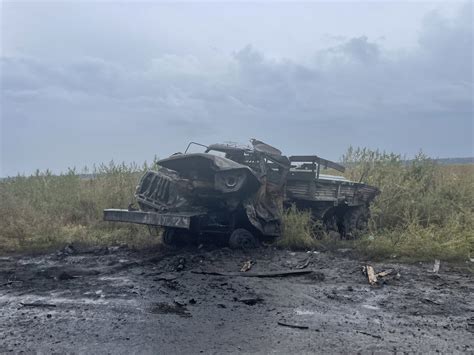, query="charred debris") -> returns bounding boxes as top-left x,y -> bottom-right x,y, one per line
104,139 -> 379,248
